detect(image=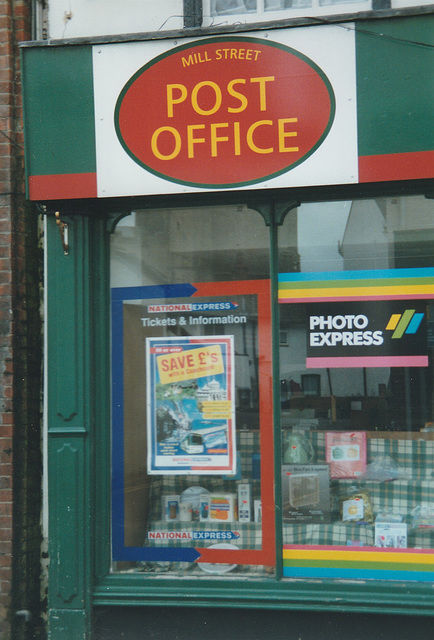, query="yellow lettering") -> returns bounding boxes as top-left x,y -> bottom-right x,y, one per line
250,76 -> 275,111
246,120 -> 273,154
181,55 -> 194,68
191,81 -> 222,116
151,127 -> 181,160
233,121 -> 241,156
210,123 -> 229,157
227,79 -> 248,114
278,118 -> 299,152
187,124 -> 206,158
167,84 -> 187,117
